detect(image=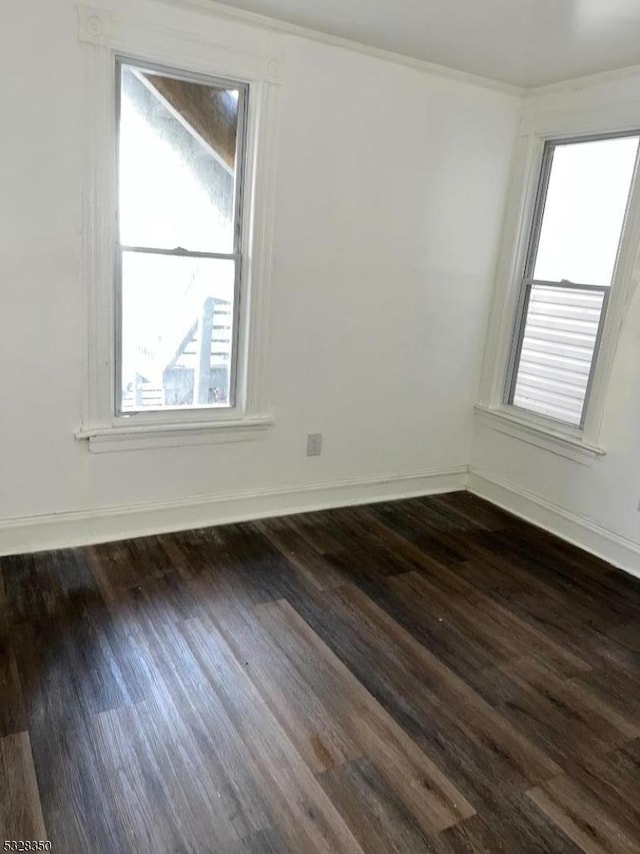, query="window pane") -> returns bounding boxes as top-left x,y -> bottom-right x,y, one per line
119,64 -> 243,253
512,284 -> 606,425
120,252 -> 235,411
533,136 -> 638,286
